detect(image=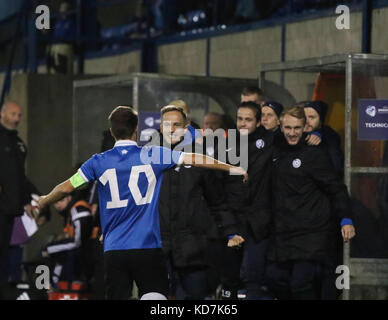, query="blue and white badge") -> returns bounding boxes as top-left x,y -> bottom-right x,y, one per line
256,139 -> 265,149
292,158 -> 301,168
